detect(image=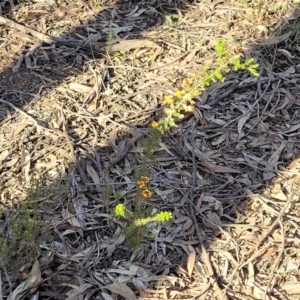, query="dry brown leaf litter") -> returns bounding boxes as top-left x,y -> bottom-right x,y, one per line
0,0 -> 300,299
